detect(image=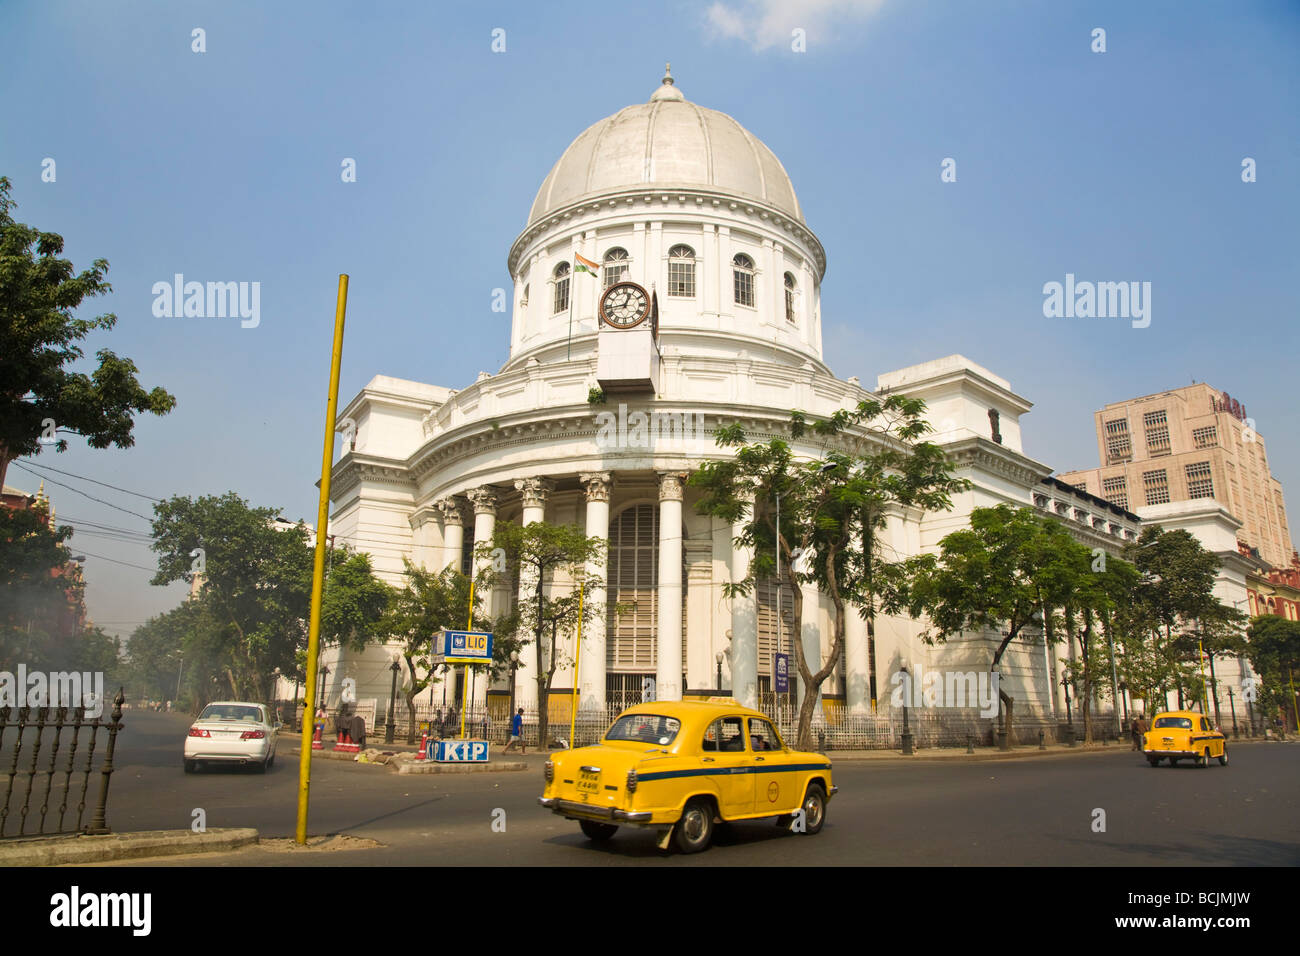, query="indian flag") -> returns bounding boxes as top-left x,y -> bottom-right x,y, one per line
573,252 -> 600,277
